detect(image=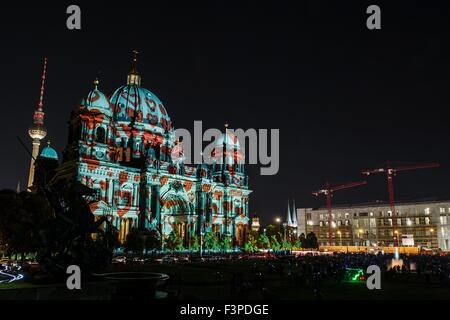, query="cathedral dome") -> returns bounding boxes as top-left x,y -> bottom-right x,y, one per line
110,84 -> 171,133
79,80 -> 112,117
40,141 -> 58,160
